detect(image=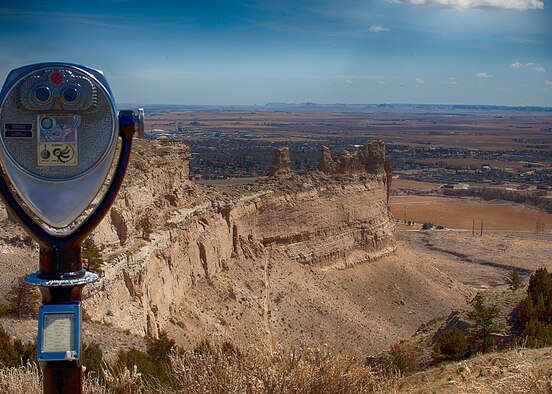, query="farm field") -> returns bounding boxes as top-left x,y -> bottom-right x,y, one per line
391,178 -> 442,190
390,194 -> 552,231
143,107 -> 552,151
